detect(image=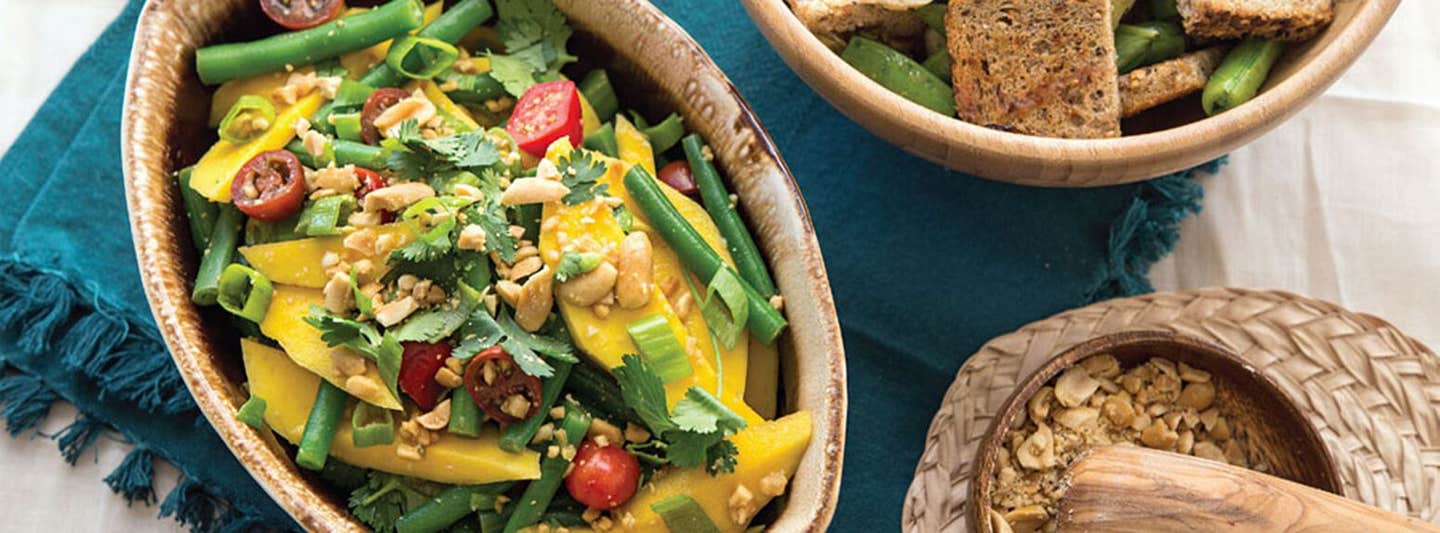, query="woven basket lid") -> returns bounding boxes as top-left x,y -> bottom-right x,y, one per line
902,287 -> 1440,532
